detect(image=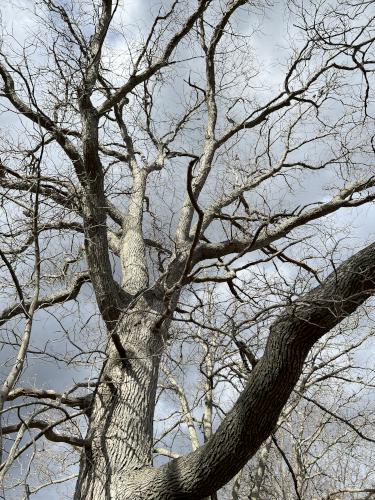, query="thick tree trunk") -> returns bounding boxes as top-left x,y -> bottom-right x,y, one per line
74,293 -> 166,499
74,243 -> 375,500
